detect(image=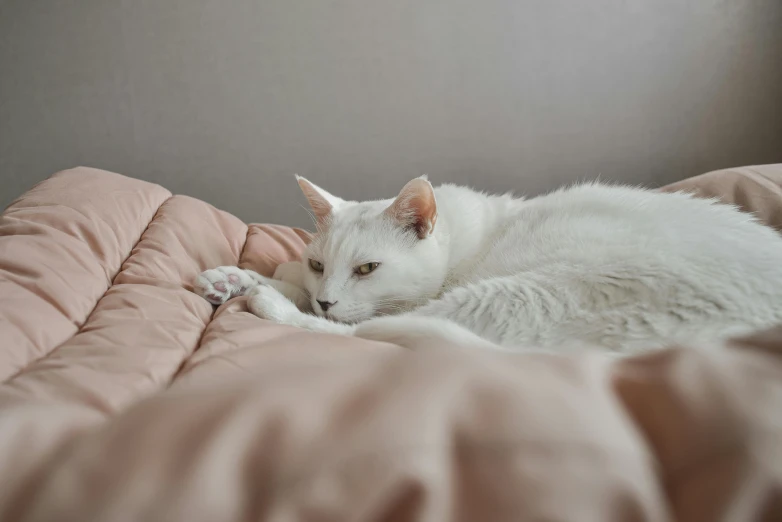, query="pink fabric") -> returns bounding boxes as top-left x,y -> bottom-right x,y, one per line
1,165 -> 781,521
